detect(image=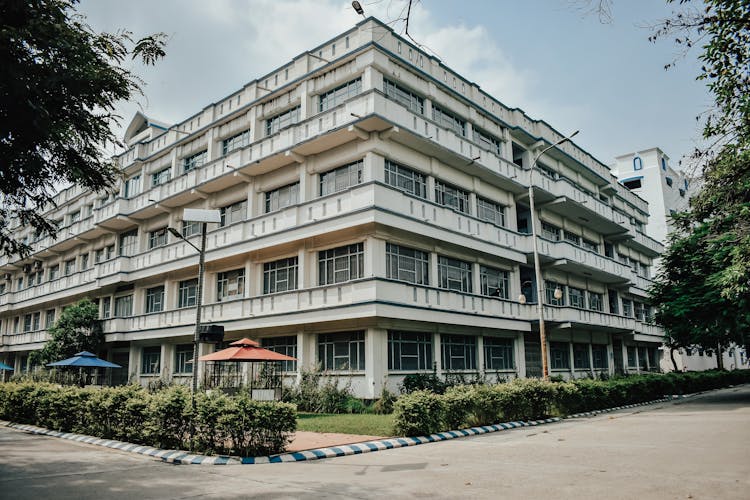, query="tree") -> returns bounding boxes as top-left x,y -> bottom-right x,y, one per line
0,0 -> 166,258
29,298 -> 103,366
